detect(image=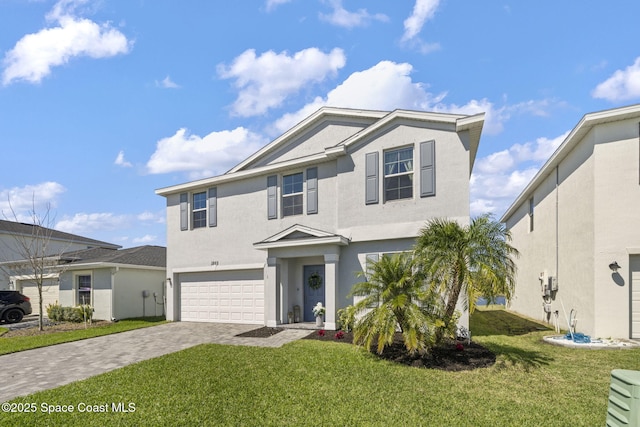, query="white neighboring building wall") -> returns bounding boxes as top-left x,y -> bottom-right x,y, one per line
502,104 -> 640,339
157,107 -> 484,330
